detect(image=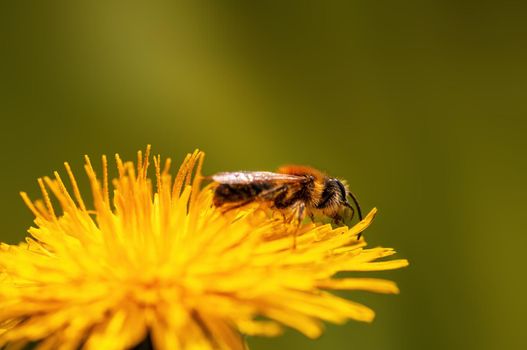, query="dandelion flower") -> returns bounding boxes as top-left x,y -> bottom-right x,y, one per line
0,147 -> 408,350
